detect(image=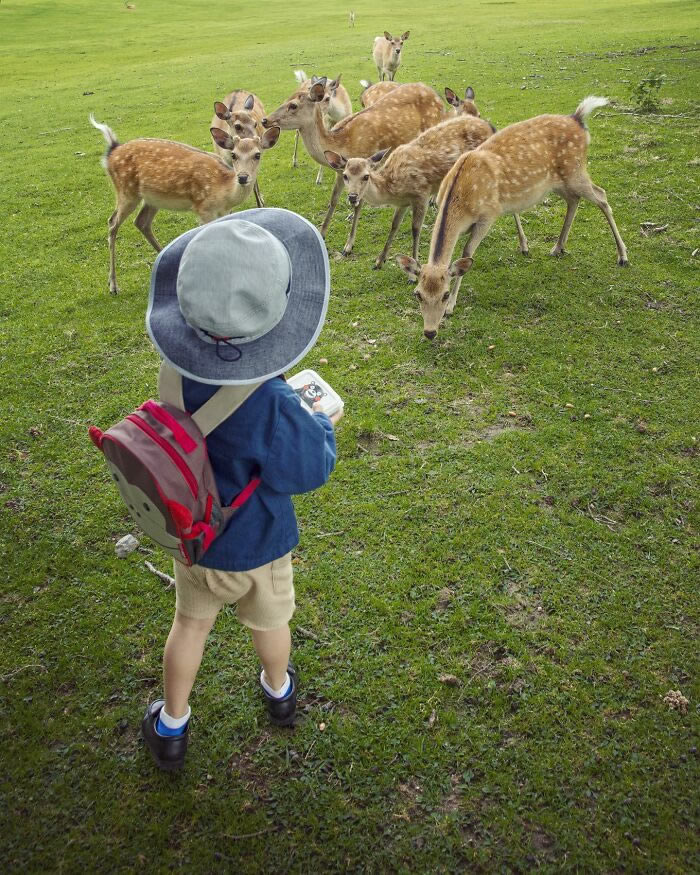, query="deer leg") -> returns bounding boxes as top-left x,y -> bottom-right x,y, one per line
107,196 -> 139,295
513,213 -> 529,255
446,219 -> 493,315
253,181 -> 265,208
320,171 -> 344,238
134,205 -> 161,253
315,165 -> 324,185
411,200 -> 428,262
292,130 -> 299,168
574,178 -> 629,266
549,194 -> 580,257
342,200 -> 363,256
374,206 -> 407,269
